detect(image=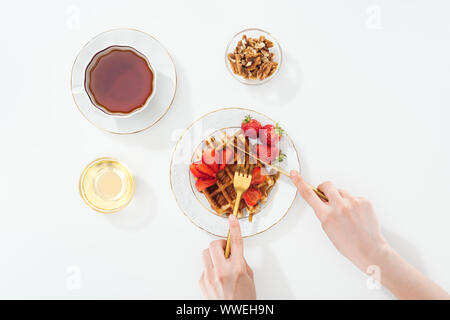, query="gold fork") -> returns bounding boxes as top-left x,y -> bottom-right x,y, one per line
224,163 -> 253,259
